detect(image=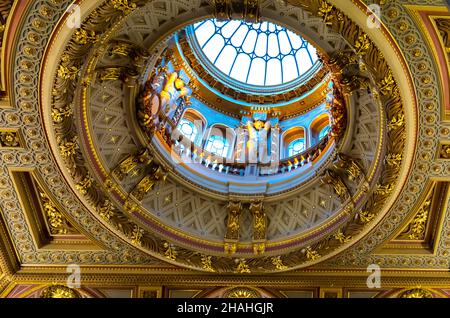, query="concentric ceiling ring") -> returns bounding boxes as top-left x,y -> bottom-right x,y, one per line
36,0 -> 416,273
